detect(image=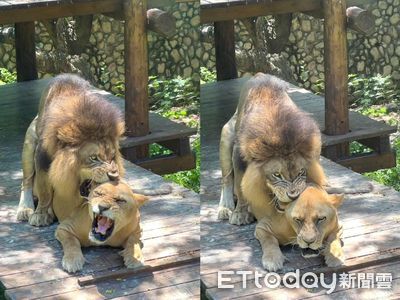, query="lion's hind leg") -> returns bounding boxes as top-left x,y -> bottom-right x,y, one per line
29,145 -> 55,227
229,144 -> 255,225
17,118 -> 38,221
218,117 -> 236,220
